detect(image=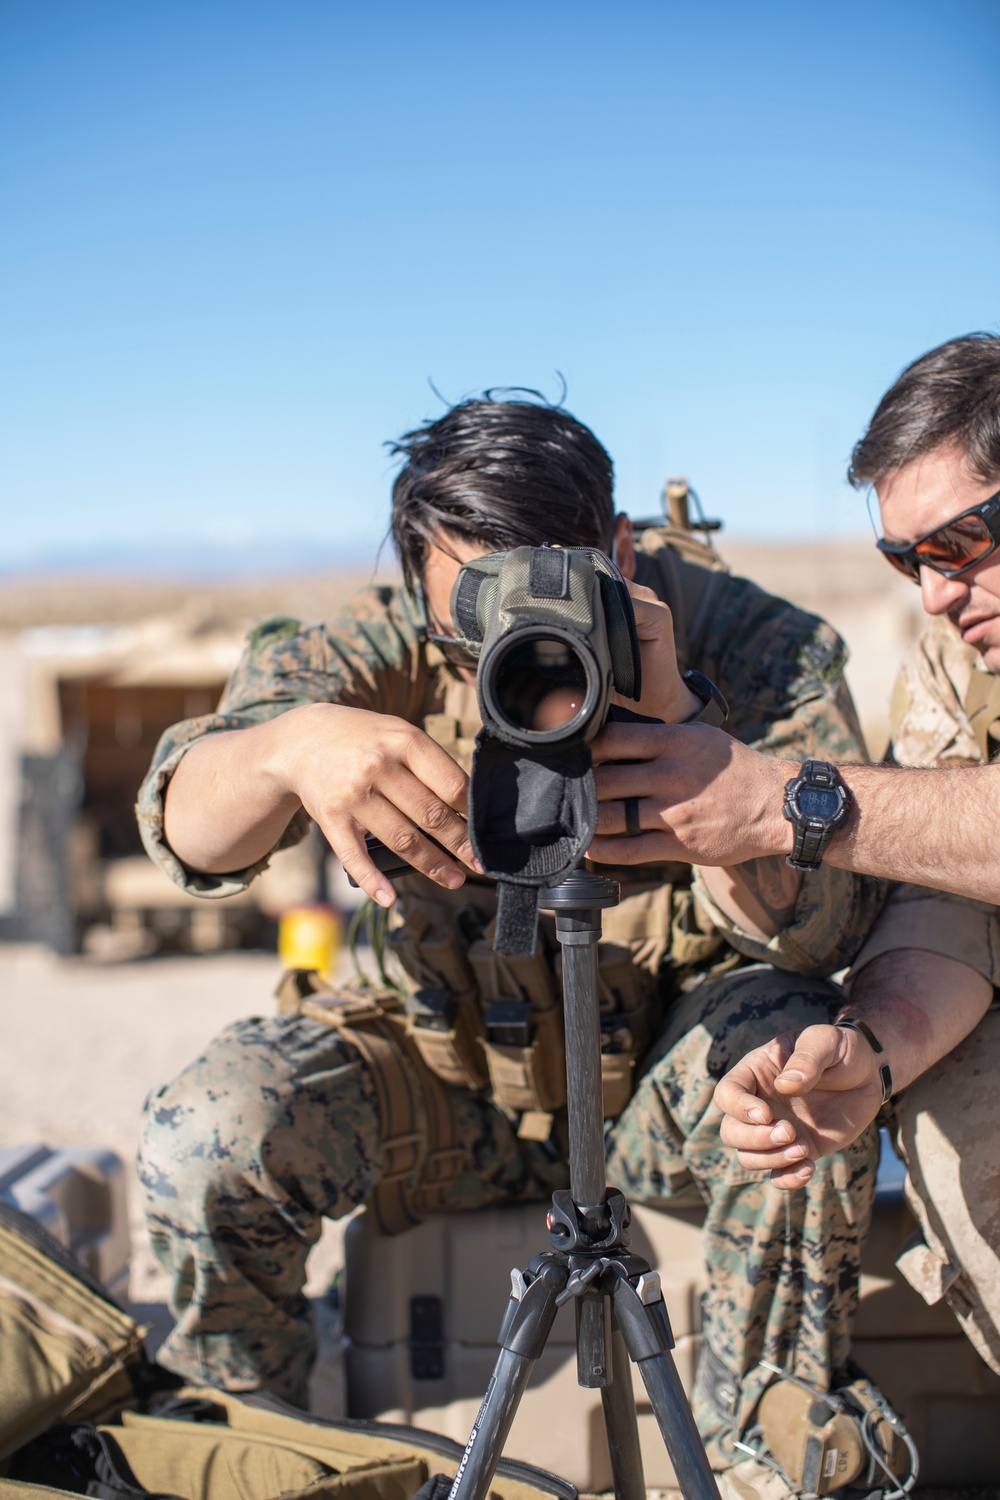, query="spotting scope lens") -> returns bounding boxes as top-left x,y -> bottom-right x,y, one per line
489,632 -> 599,740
